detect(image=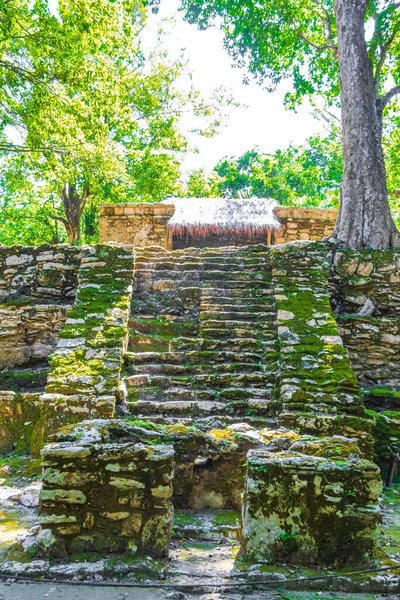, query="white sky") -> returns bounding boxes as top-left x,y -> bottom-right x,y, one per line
144,0 -> 326,173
